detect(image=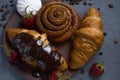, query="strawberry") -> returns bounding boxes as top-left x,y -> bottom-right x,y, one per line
89,62 -> 105,76
7,52 -> 19,64
2,45 -> 19,64
48,70 -> 63,80
48,70 -> 71,80
22,5 -> 36,29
